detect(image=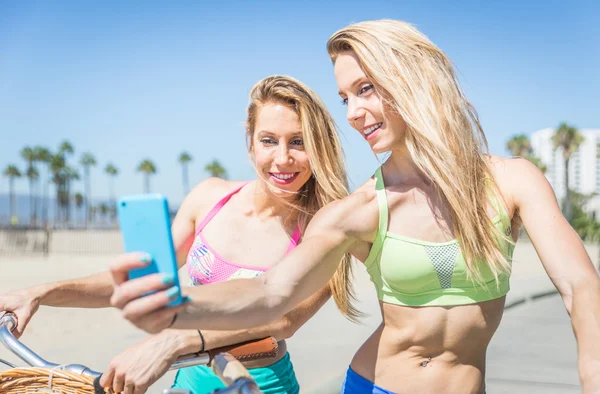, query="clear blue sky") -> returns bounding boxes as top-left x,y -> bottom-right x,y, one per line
1,0 -> 598,205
